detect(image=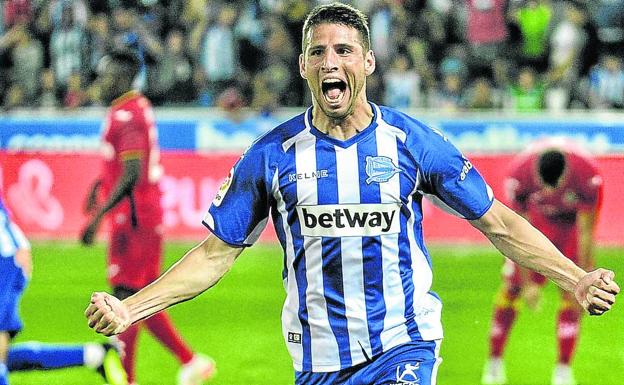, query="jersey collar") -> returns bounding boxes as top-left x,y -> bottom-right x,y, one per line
111,90 -> 141,108
304,102 -> 380,149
